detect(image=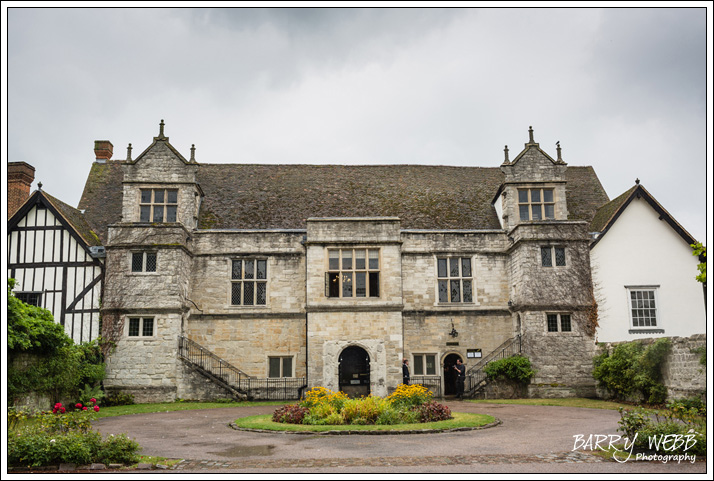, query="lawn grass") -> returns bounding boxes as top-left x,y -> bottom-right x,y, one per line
233,412 -> 496,432
95,400 -> 287,418
467,397 -> 633,411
